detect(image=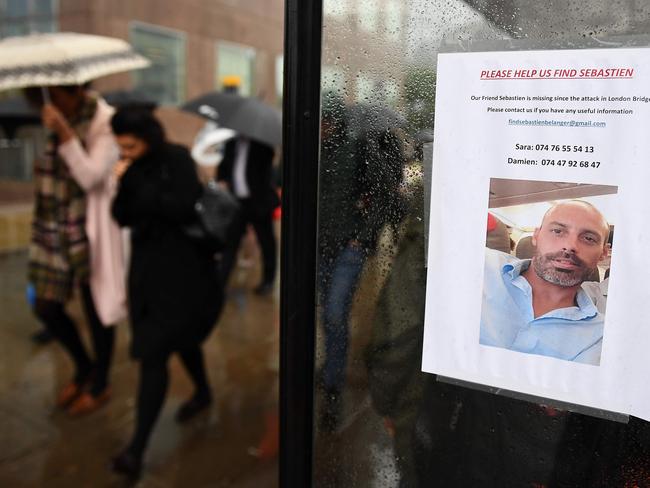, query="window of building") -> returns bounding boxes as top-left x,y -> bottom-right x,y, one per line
0,0 -> 57,38
216,42 -> 256,96
355,71 -> 374,102
324,0 -> 348,18
130,22 -> 186,105
321,65 -> 346,96
380,78 -> 400,107
385,0 -> 402,41
358,0 -> 378,33
276,55 -> 284,103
